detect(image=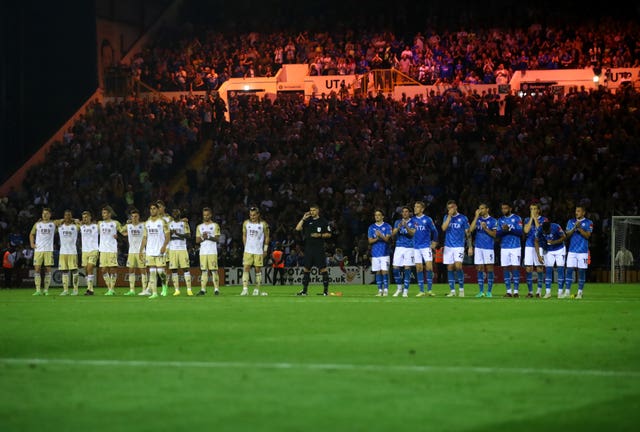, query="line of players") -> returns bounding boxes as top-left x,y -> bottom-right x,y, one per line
368,200 -> 593,299
28,201 -> 230,299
